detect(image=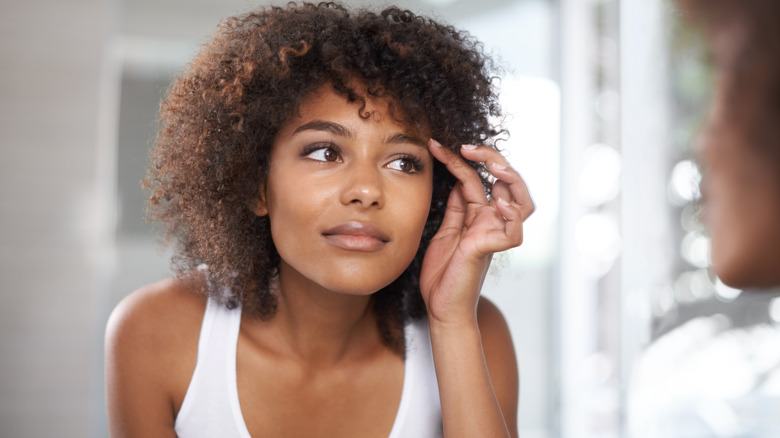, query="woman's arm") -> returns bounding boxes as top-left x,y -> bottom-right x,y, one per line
105,279 -> 204,438
429,298 -> 519,437
422,140 -> 533,438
